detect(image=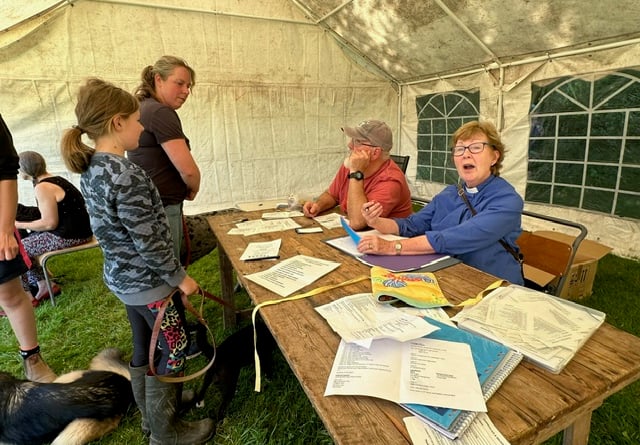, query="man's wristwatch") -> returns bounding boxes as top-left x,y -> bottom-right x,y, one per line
394,241 -> 402,255
348,171 -> 364,181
